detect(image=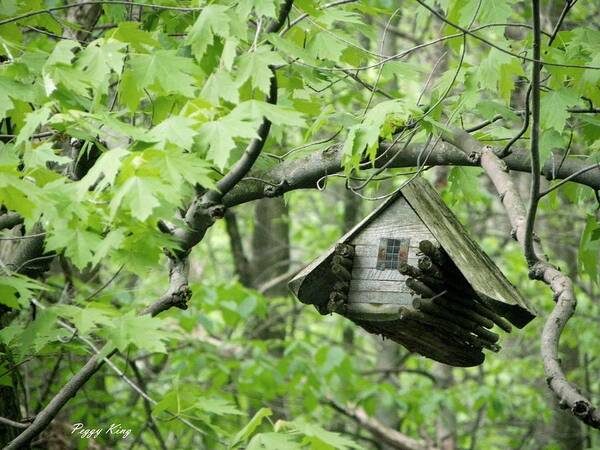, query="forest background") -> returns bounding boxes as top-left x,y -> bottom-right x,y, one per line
0,0 -> 600,448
